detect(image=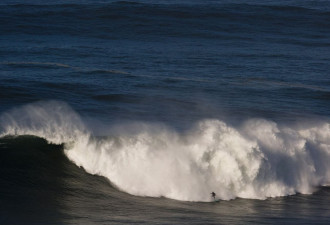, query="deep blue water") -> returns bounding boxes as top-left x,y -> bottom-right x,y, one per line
1,0 -> 330,224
